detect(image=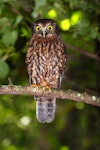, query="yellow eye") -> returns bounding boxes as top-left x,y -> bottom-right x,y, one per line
36,25 -> 41,31
47,25 -> 53,31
